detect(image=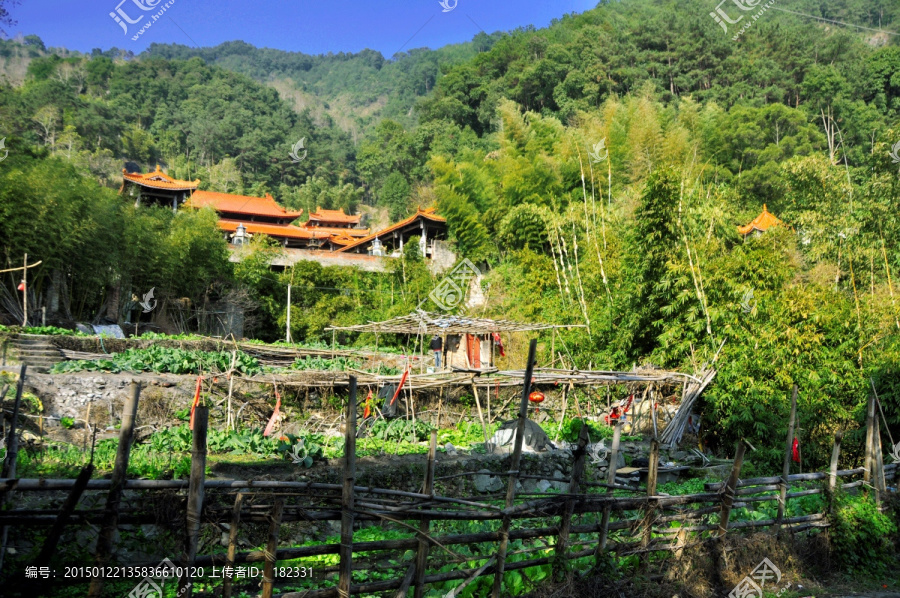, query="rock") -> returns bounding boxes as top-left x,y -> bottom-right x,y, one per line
536,479 -> 552,493
551,480 -> 570,492
617,451 -> 626,470
552,470 -> 564,480
474,469 -> 503,493
444,442 -> 457,456
595,458 -> 609,468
